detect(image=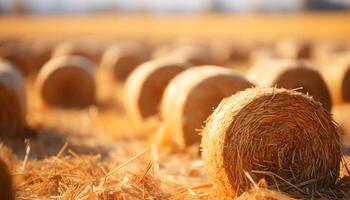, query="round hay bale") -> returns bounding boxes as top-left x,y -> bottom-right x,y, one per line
0,59 -> 26,136
124,57 -> 192,127
248,59 -> 332,111
100,42 -> 150,81
321,52 -> 350,104
0,41 -> 32,75
52,41 -> 101,63
36,56 -> 95,108
201,87 -> 341,197
159,66 -> 254,149
168,45 -> 213,66
275,39 -> 312,60
0,159 -> 14,200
